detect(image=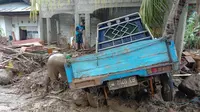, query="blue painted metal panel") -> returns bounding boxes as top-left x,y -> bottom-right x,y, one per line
64,64 -> 74,83
97,13 -> 153,52
169,41 -> 179,63
66,39 -> 171,81
102,69 -> 148,83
